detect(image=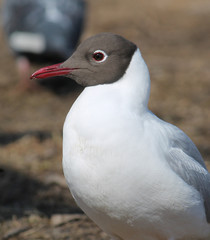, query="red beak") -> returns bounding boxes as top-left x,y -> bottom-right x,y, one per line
30,63 -> 76,79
